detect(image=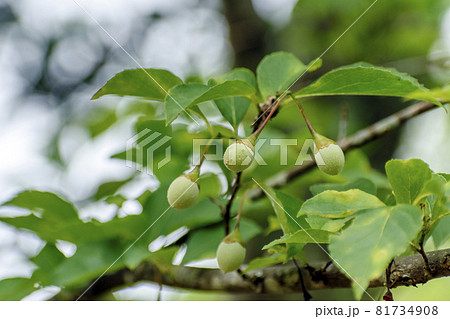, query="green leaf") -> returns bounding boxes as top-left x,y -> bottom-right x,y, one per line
431,215 -> 450,248
213,68 -> 256,128
416,174 -> 447,206
258,183 -> 309,234
0,278 -> 36,301
164,83 -> 209,125
191,80 -> 256,107
85,107 -> 117,138
31,244 -> 66,285
329,204 -> 423,299
385,159 -> 433,205
256,51 -> 307,98
310,178 -> 377,196
437,173 -> 450,182
92,68 -> 182,101
306,215 -> 353,232
263,229 -> 332,249
197,173 -> 222,199
148,246 -> 179,267
298,189 -> 385,218
243,253 -> 285,272
105,194 -> 127,207
274,190 -> 310,232
295,63 -> 442,106
94,176 -> 134,200
2,191 -> 79,222
51,240 -> 124,288
124,245 -> 179,270
0,191 -> 136,244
